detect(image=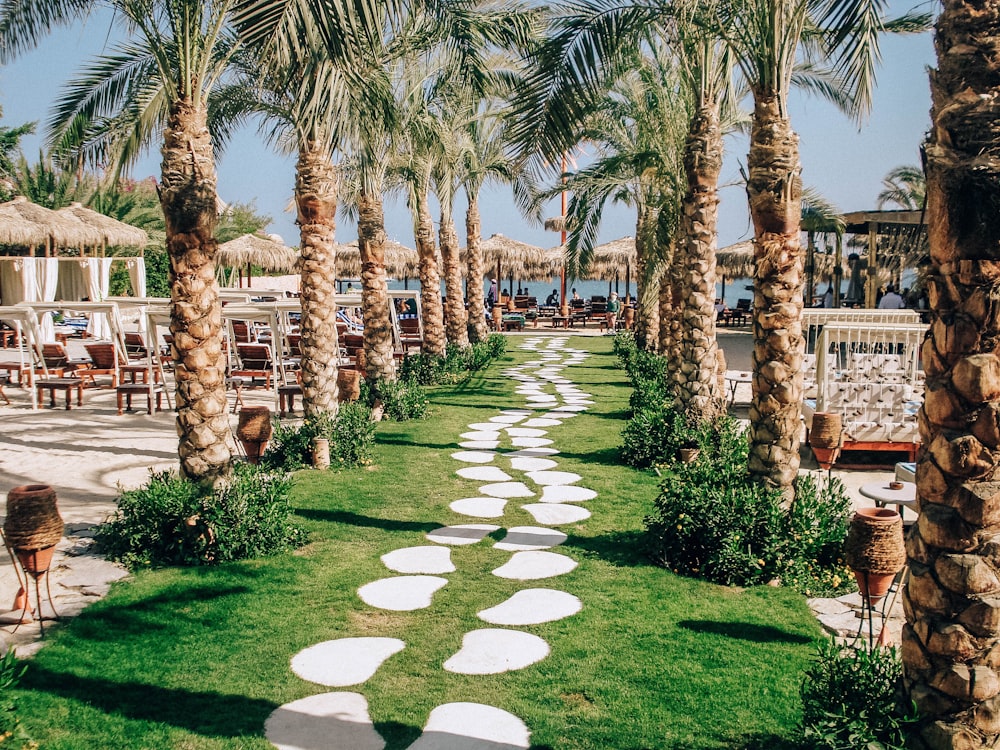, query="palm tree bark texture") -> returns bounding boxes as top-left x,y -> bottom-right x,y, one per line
746,94 -> 804,501
358,192 -> 397,385
160,99 -> 231,483
440,212 -> 470,347
466,198 -> 489,342
416,189 -> 446,357
677,101 -> 726,421
295,145 -> 340,416
634,207 -> 660,351
903,0 -> 1000,746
